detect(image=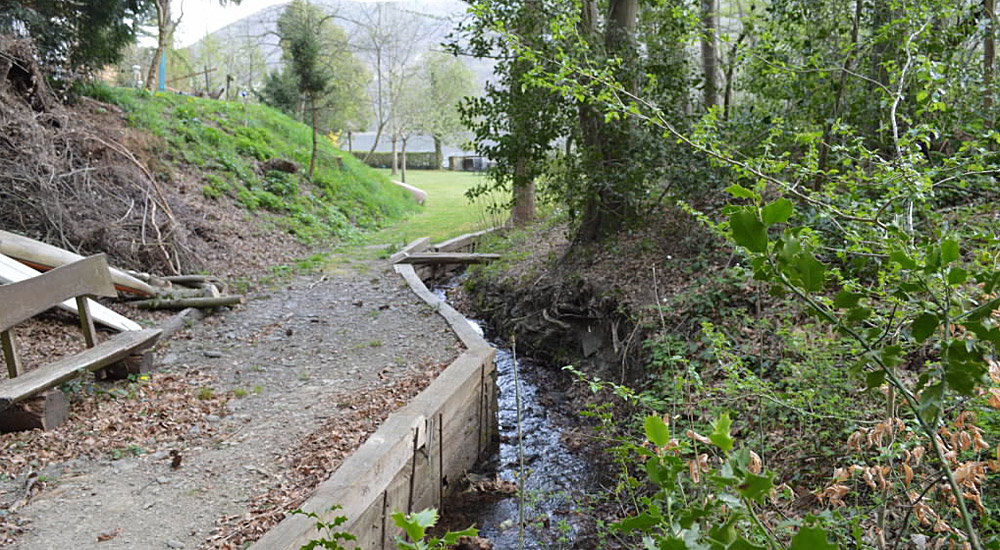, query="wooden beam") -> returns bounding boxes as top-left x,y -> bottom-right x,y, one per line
394,253 -> 500,266
76,296 -> 97,348
0,254 -> 117,332
1,329 -> 21,378
0,329 -> 160,409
